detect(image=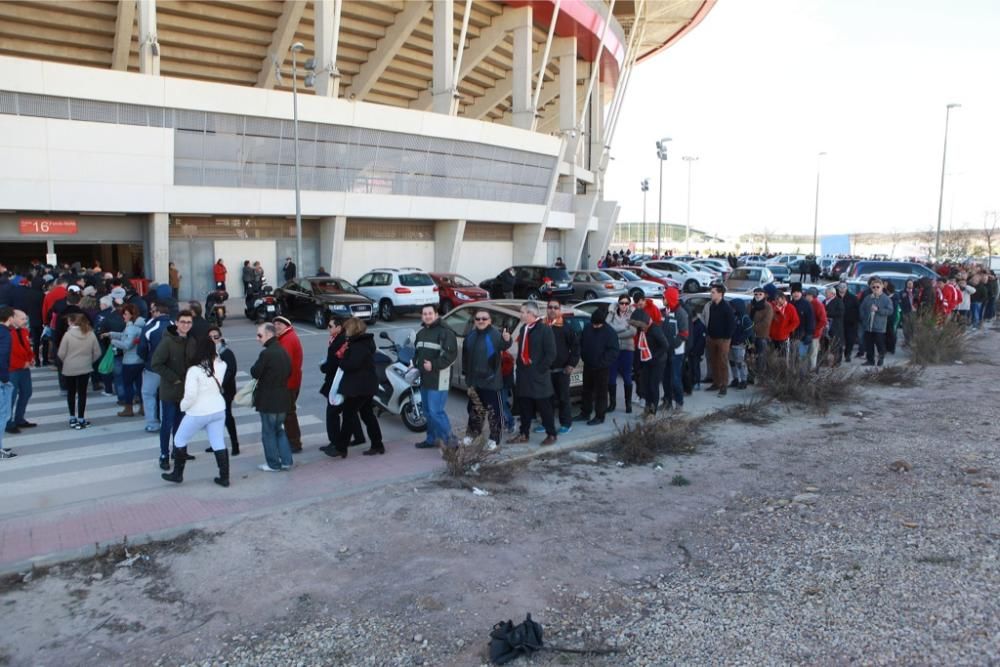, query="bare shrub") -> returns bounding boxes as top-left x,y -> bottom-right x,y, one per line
908,314 -> 966,365
612,415 -> 702,465
858,364 -> 923,387
441,389 -> 500,477
755,350 -> 854,412
717,395 -> 779,425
